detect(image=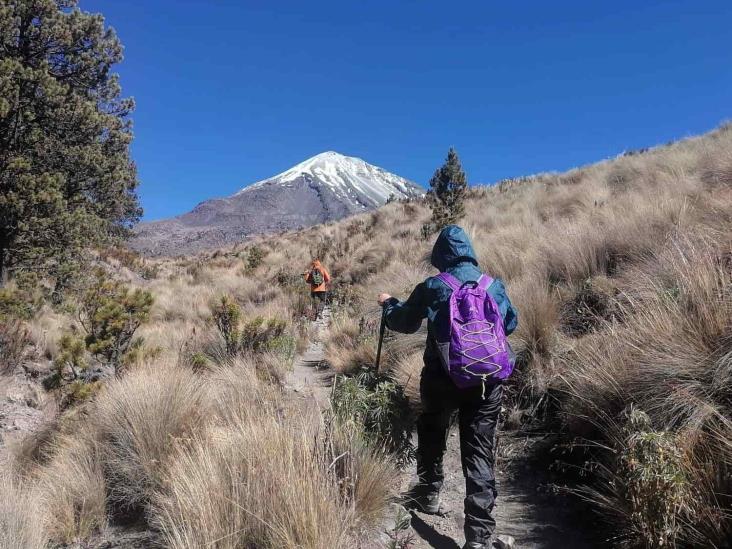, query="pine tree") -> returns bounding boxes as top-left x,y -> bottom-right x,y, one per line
425,147 -> 468,233
0,0 -> 141,284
